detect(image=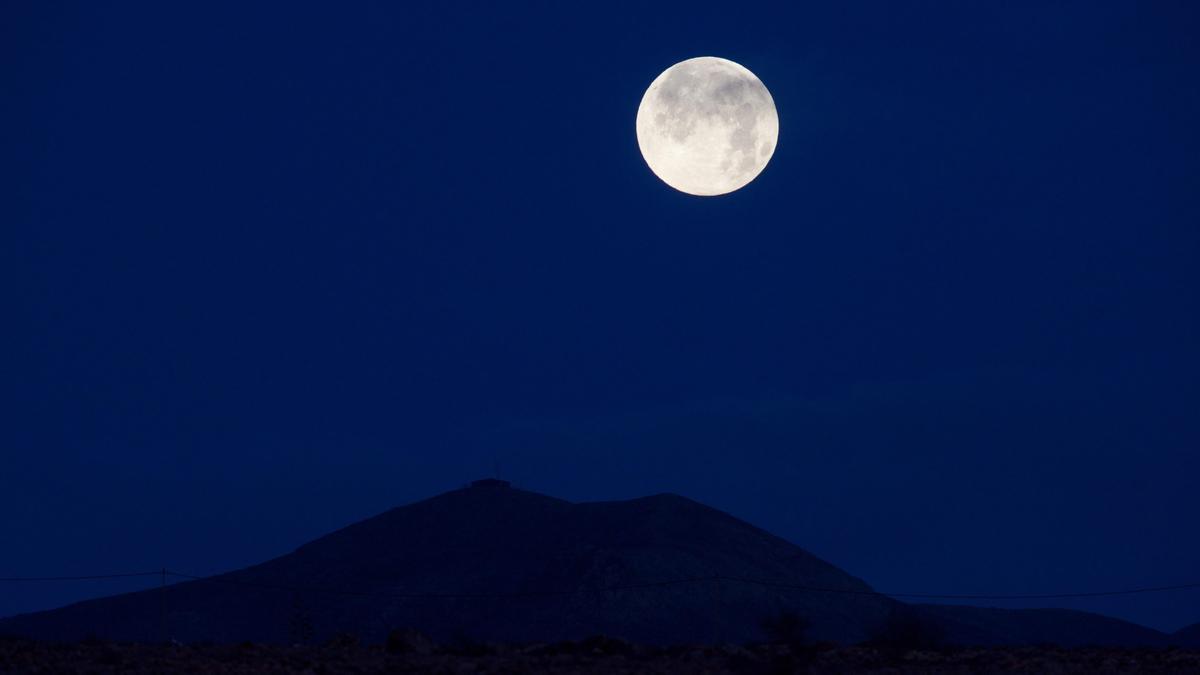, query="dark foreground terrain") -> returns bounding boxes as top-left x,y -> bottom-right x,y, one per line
3,636 -> 1199,674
